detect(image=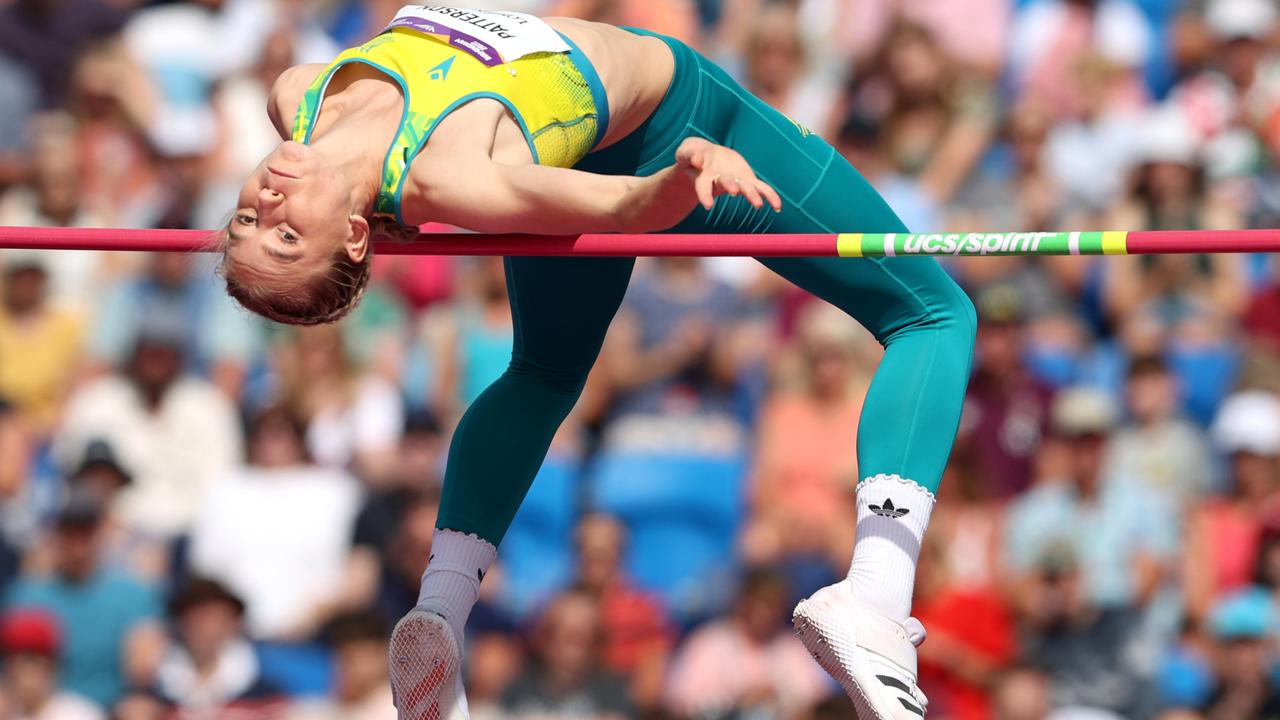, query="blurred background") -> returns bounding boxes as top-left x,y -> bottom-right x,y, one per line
3,0 -> 1280,718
